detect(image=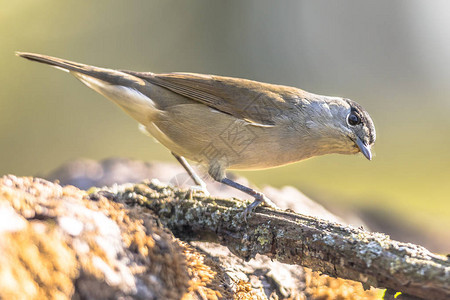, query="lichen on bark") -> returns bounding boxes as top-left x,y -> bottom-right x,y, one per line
93,179 -> 450,300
